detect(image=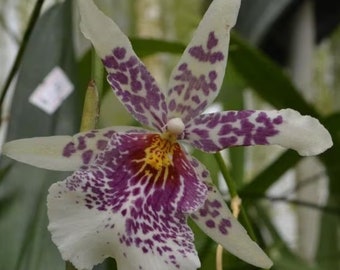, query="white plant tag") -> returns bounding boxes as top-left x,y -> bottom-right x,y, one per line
29,67 -> 74,114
